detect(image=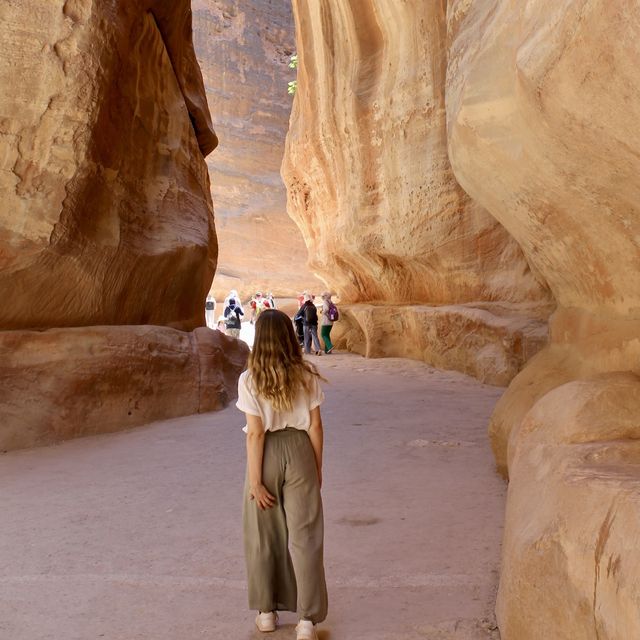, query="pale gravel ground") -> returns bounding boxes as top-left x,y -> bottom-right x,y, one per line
0,353 -> 505,640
